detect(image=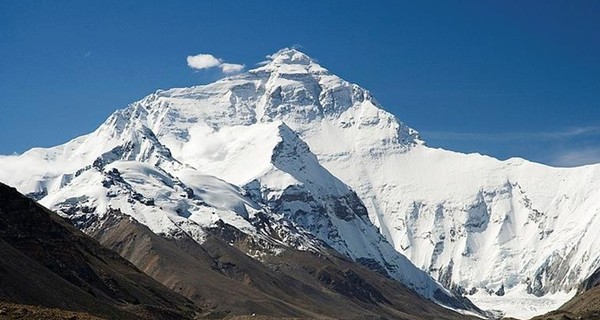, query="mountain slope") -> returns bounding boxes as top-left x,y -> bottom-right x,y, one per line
533,266 -> 600,320
0,182 -> 195,319
90,211 -> 477,319
319,144 -> 600,318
